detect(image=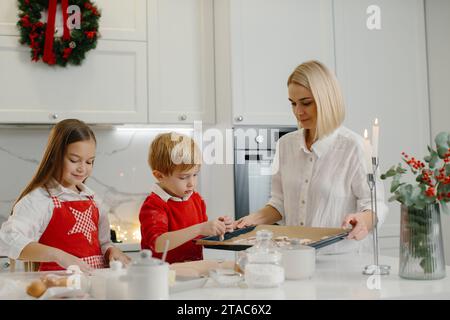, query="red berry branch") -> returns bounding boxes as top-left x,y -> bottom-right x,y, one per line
382,132 -> 450,210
